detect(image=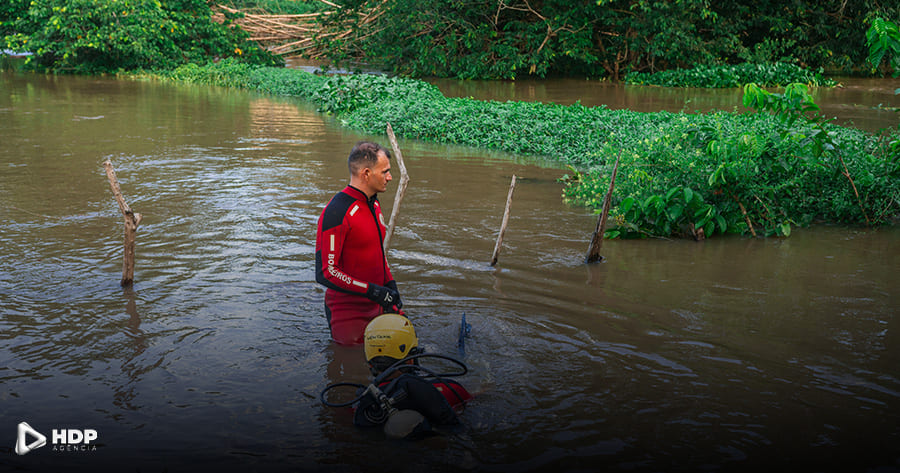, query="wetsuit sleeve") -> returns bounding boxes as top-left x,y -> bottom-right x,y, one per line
316,198 -> 370,295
